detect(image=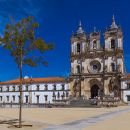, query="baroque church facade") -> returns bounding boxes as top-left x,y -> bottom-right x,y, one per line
70,16 -> 125,99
